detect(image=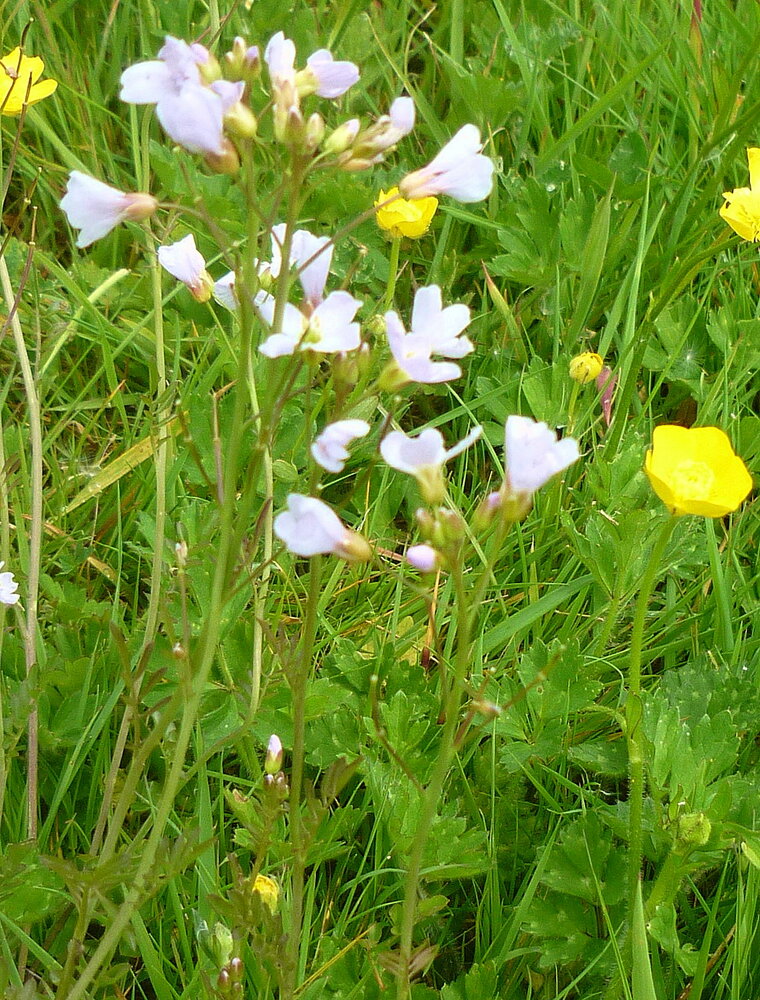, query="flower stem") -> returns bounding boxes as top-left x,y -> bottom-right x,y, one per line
0,253 -> 42,840
283,555 -> 323,999
383,236 -> 402,311
396,557 -> 471,1000
625,515 -> 676,909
